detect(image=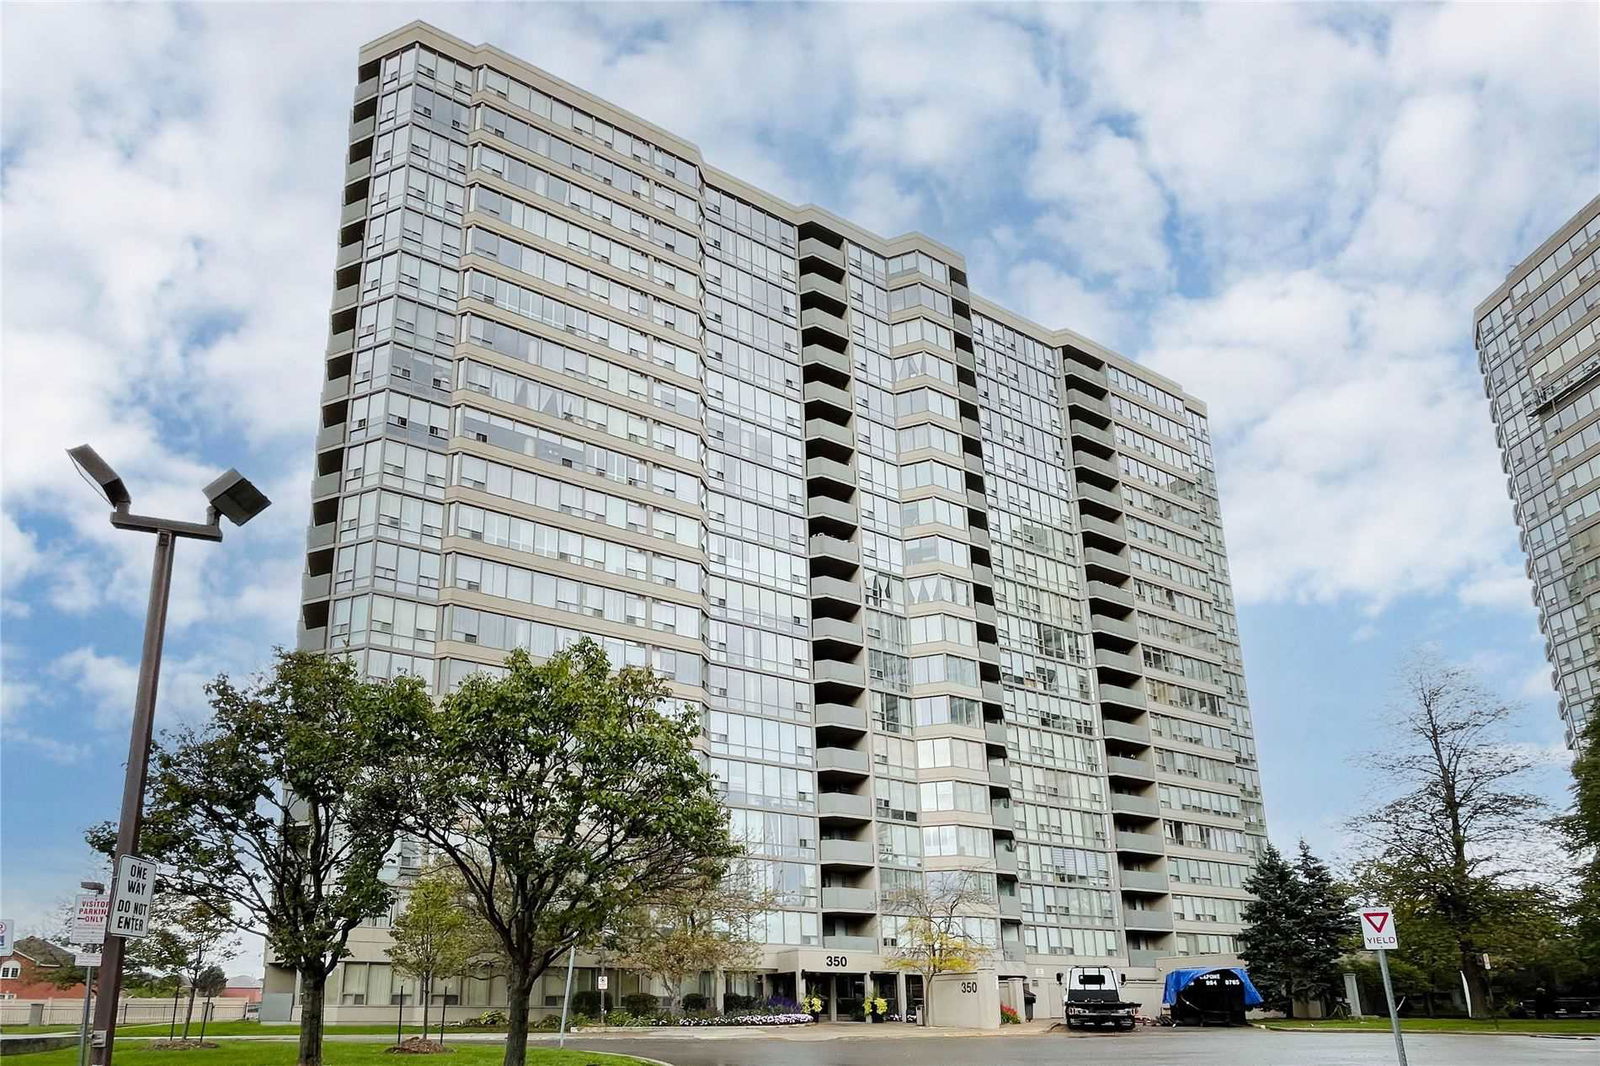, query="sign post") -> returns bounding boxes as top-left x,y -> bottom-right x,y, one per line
72,893 -> 109,1066
597,973 -> 609,1025
1360,907 -> 1407,1066
0,918 -> 13,957
108,857 -> 155,939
